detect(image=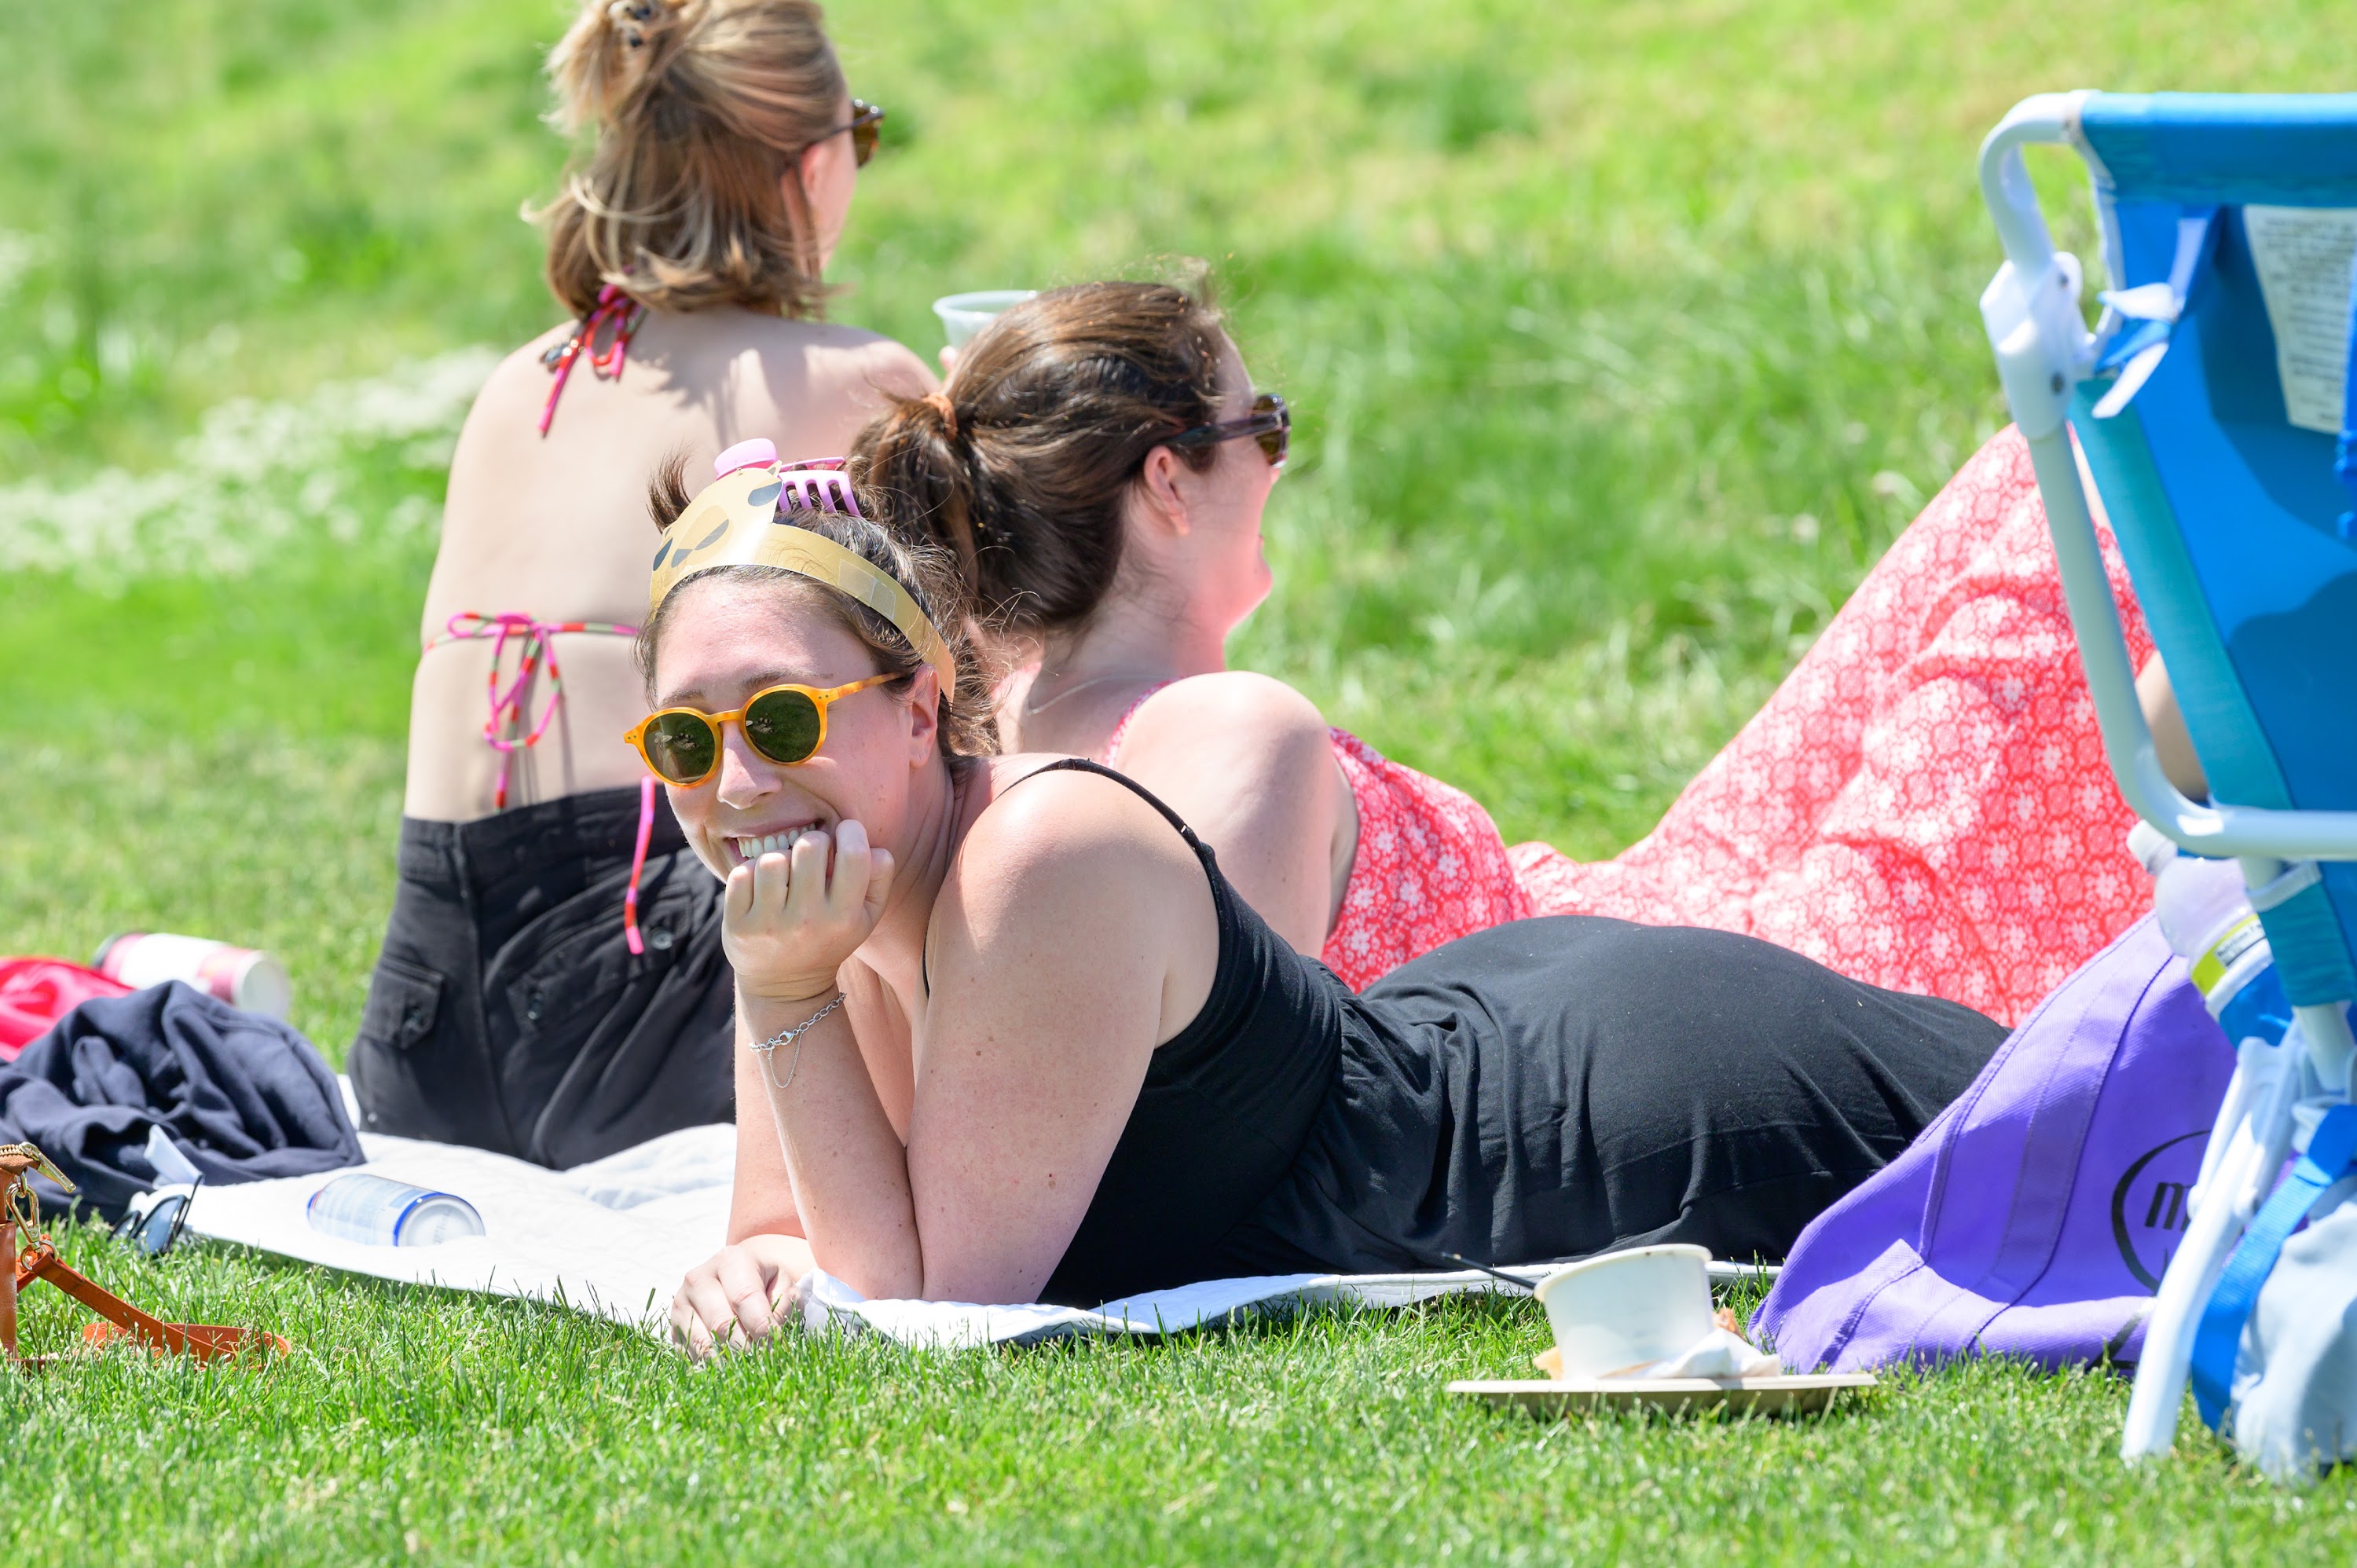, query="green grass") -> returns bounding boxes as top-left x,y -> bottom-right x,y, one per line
7,0 -> 2357,1559
9,1223 -> 2356,1563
